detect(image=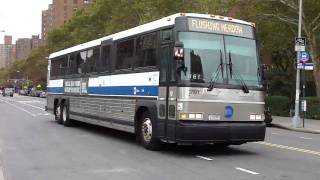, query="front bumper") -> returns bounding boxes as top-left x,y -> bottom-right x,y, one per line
175,121 -> 266,144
